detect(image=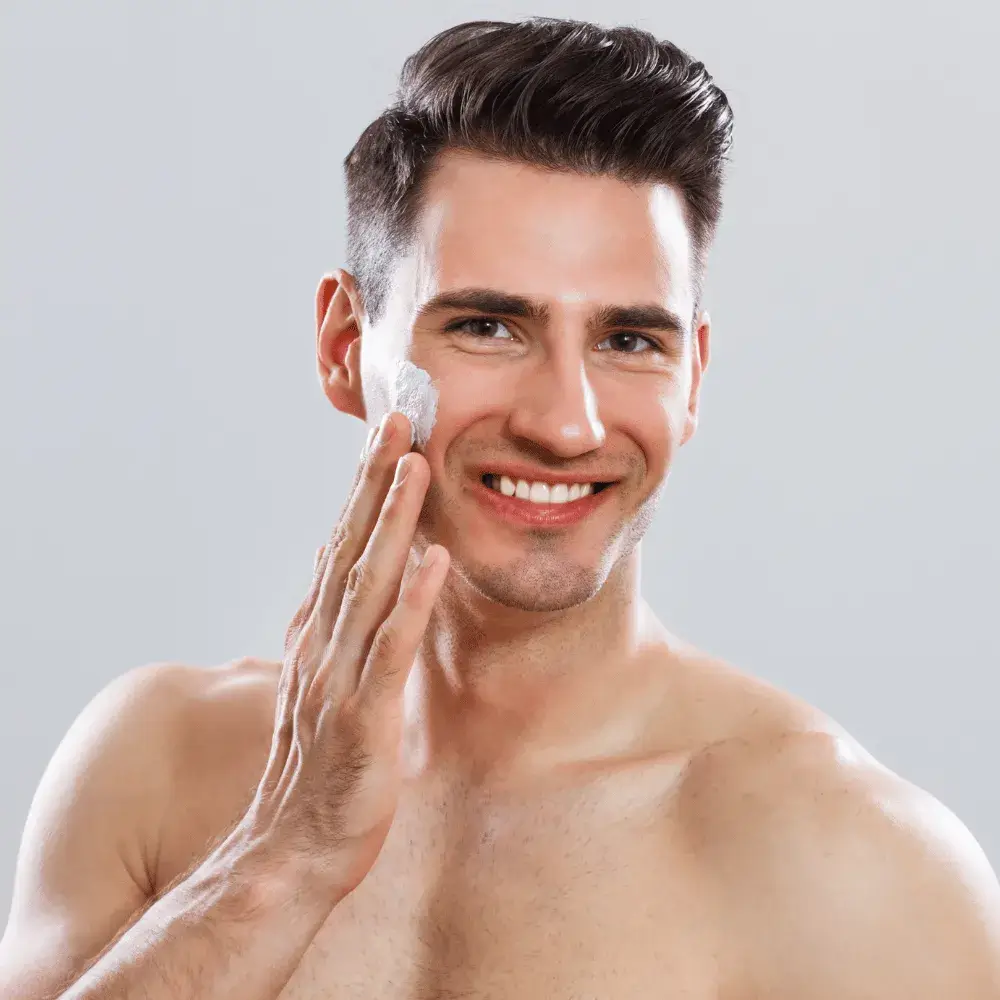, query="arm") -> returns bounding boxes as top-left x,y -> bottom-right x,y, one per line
0,663 -> 340,1000
687,729 -> 1000,999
